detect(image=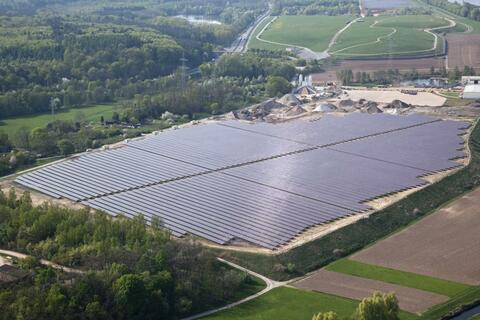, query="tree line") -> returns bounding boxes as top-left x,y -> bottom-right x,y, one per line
271,0 -> 359,16
312,292 -> 400,320
336,65 -> 476,85
0,189 -> 260,319
423,0 -> 480,21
